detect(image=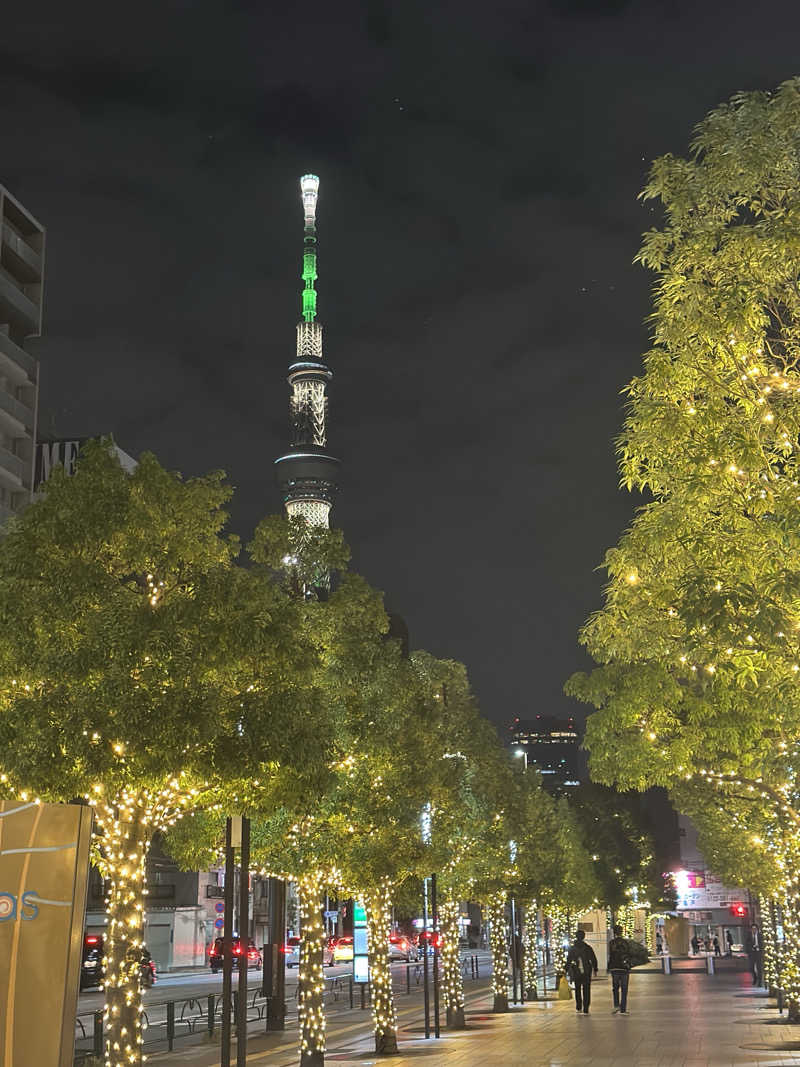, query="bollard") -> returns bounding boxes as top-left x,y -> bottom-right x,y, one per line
93,1010 -> 103,1057
662,954 -> 671,974
167,1000 -> 175,1051
406,964 -> 411,995
208,994 -> 216,1037
706,954 -> 715,975
475,955 -> 479,979
349,976 -> 354,1010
